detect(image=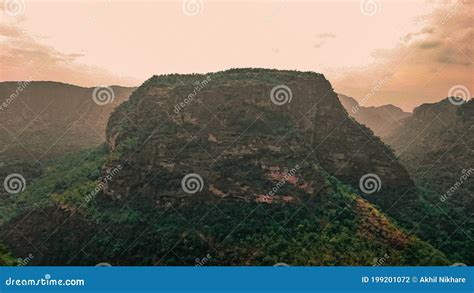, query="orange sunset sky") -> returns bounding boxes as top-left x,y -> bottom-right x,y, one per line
1,0 -> 472,111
